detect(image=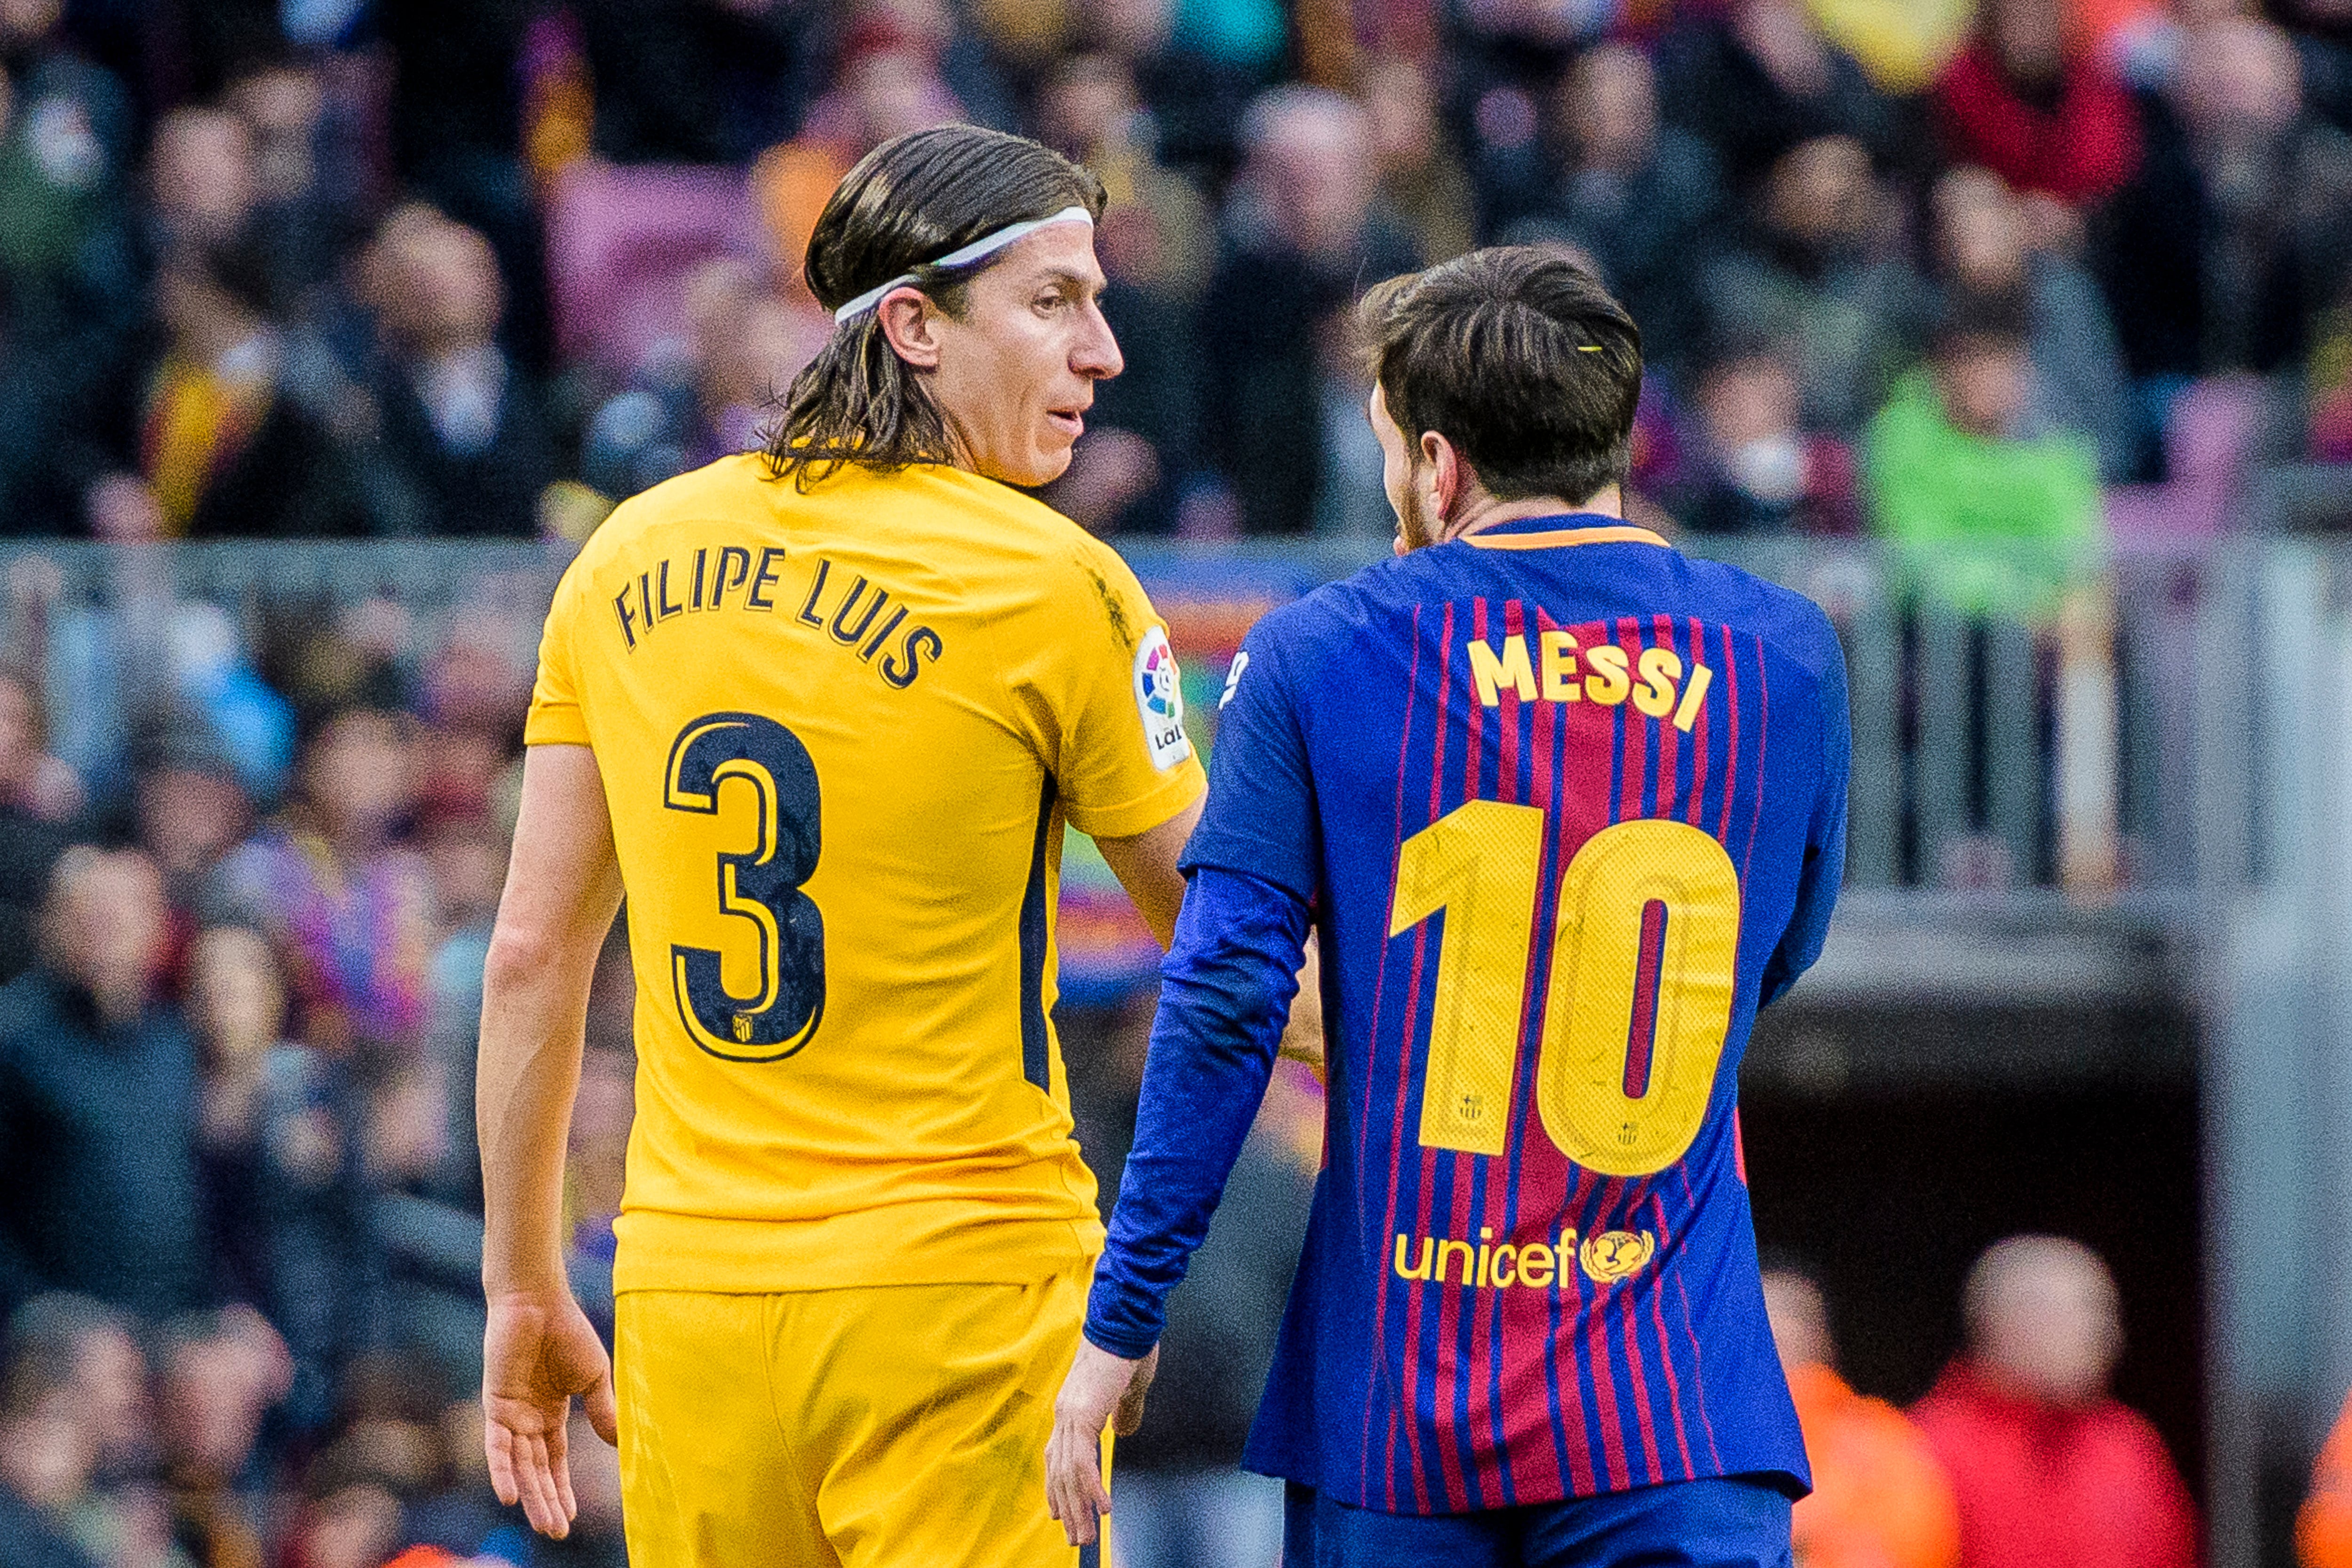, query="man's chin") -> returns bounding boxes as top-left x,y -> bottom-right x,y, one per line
978,448 -> 1073,490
